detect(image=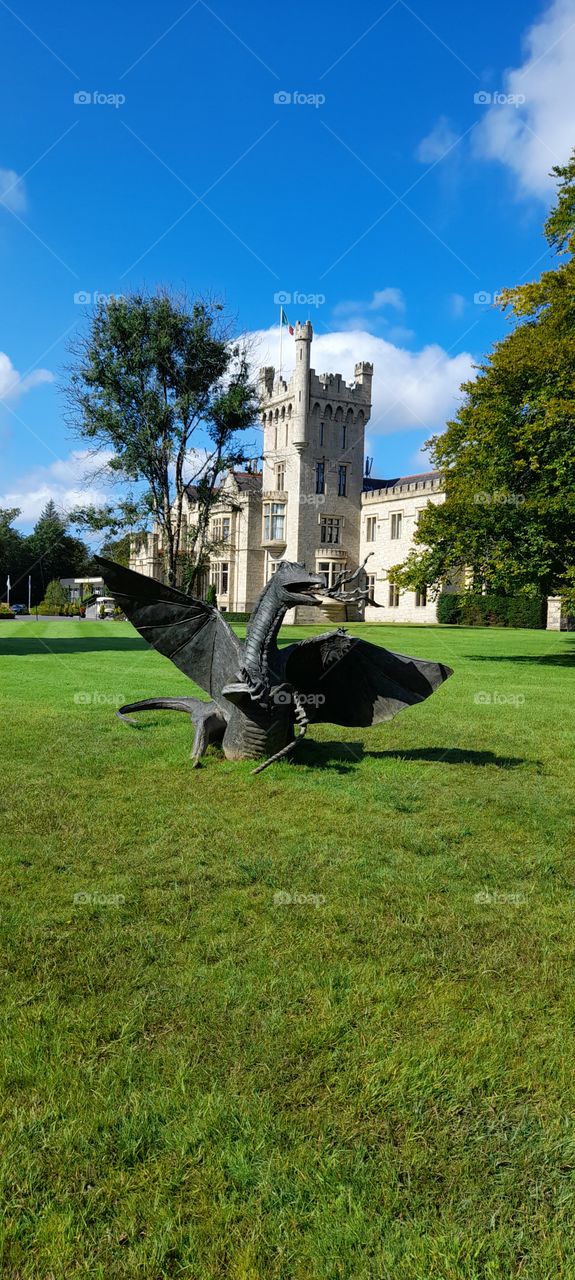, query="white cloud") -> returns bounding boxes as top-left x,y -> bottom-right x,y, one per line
416,116 -> 459,164
0,450 -> 113,527
0,168 -> 26,214
249,326 -> 473,435
334,287 -> 405,319
332,288 -> 408,334
0,351 -> 53,402
473,0 -> 575,196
